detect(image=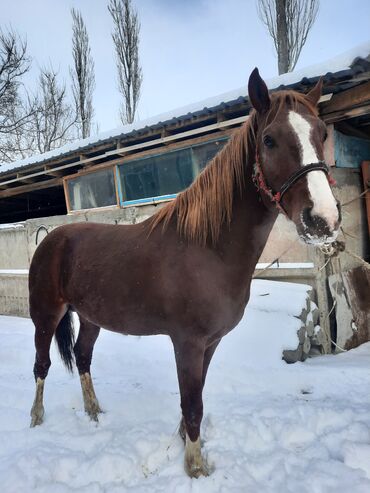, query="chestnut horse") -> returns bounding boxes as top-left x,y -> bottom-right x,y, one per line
29,69 -> 340,477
